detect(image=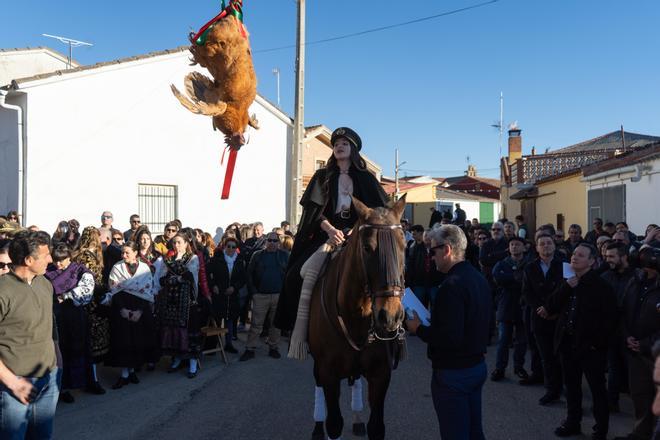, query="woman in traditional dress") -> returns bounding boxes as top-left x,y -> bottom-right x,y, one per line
158,233 -> 206,378
207,236 -> 247,354
105,241 -> 157,389
134,225 -> 164,370
45,243 -> 95,403
73,226 -> 109,395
